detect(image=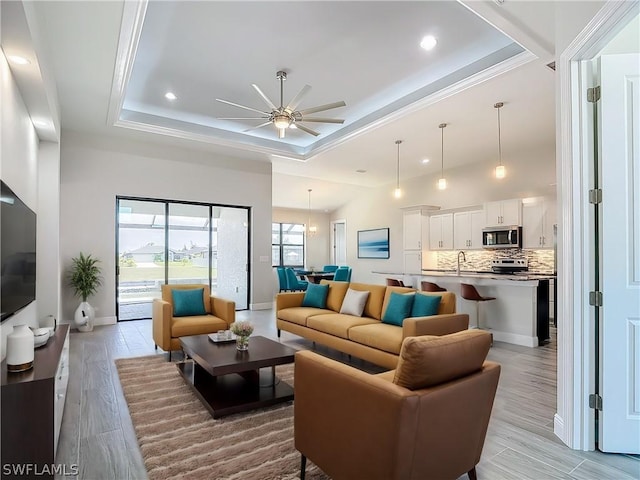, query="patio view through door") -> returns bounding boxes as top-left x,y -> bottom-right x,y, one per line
116,197 -> 249,321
